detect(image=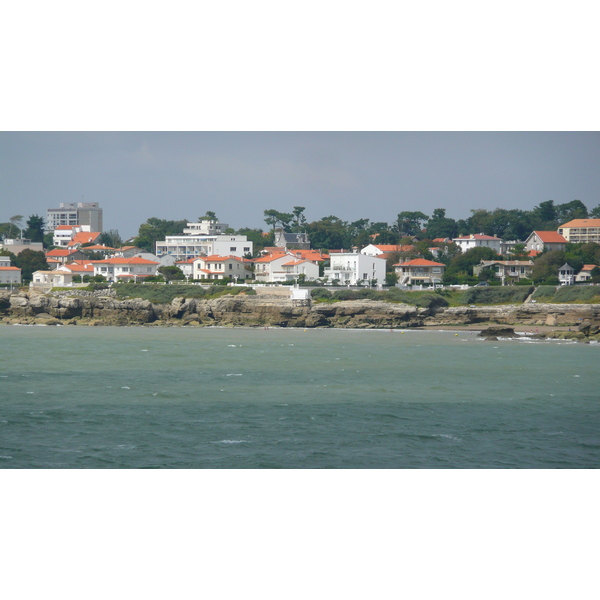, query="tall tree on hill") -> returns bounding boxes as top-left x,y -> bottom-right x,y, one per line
426,208 -> 457,239
23,215 -> 45,243
556,200 -> 588,223
99,230 -> 123,248
199,211 -> 218,221
263,209 -> 293,232
133,218 -> 188,252
393,211 -> 429,237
